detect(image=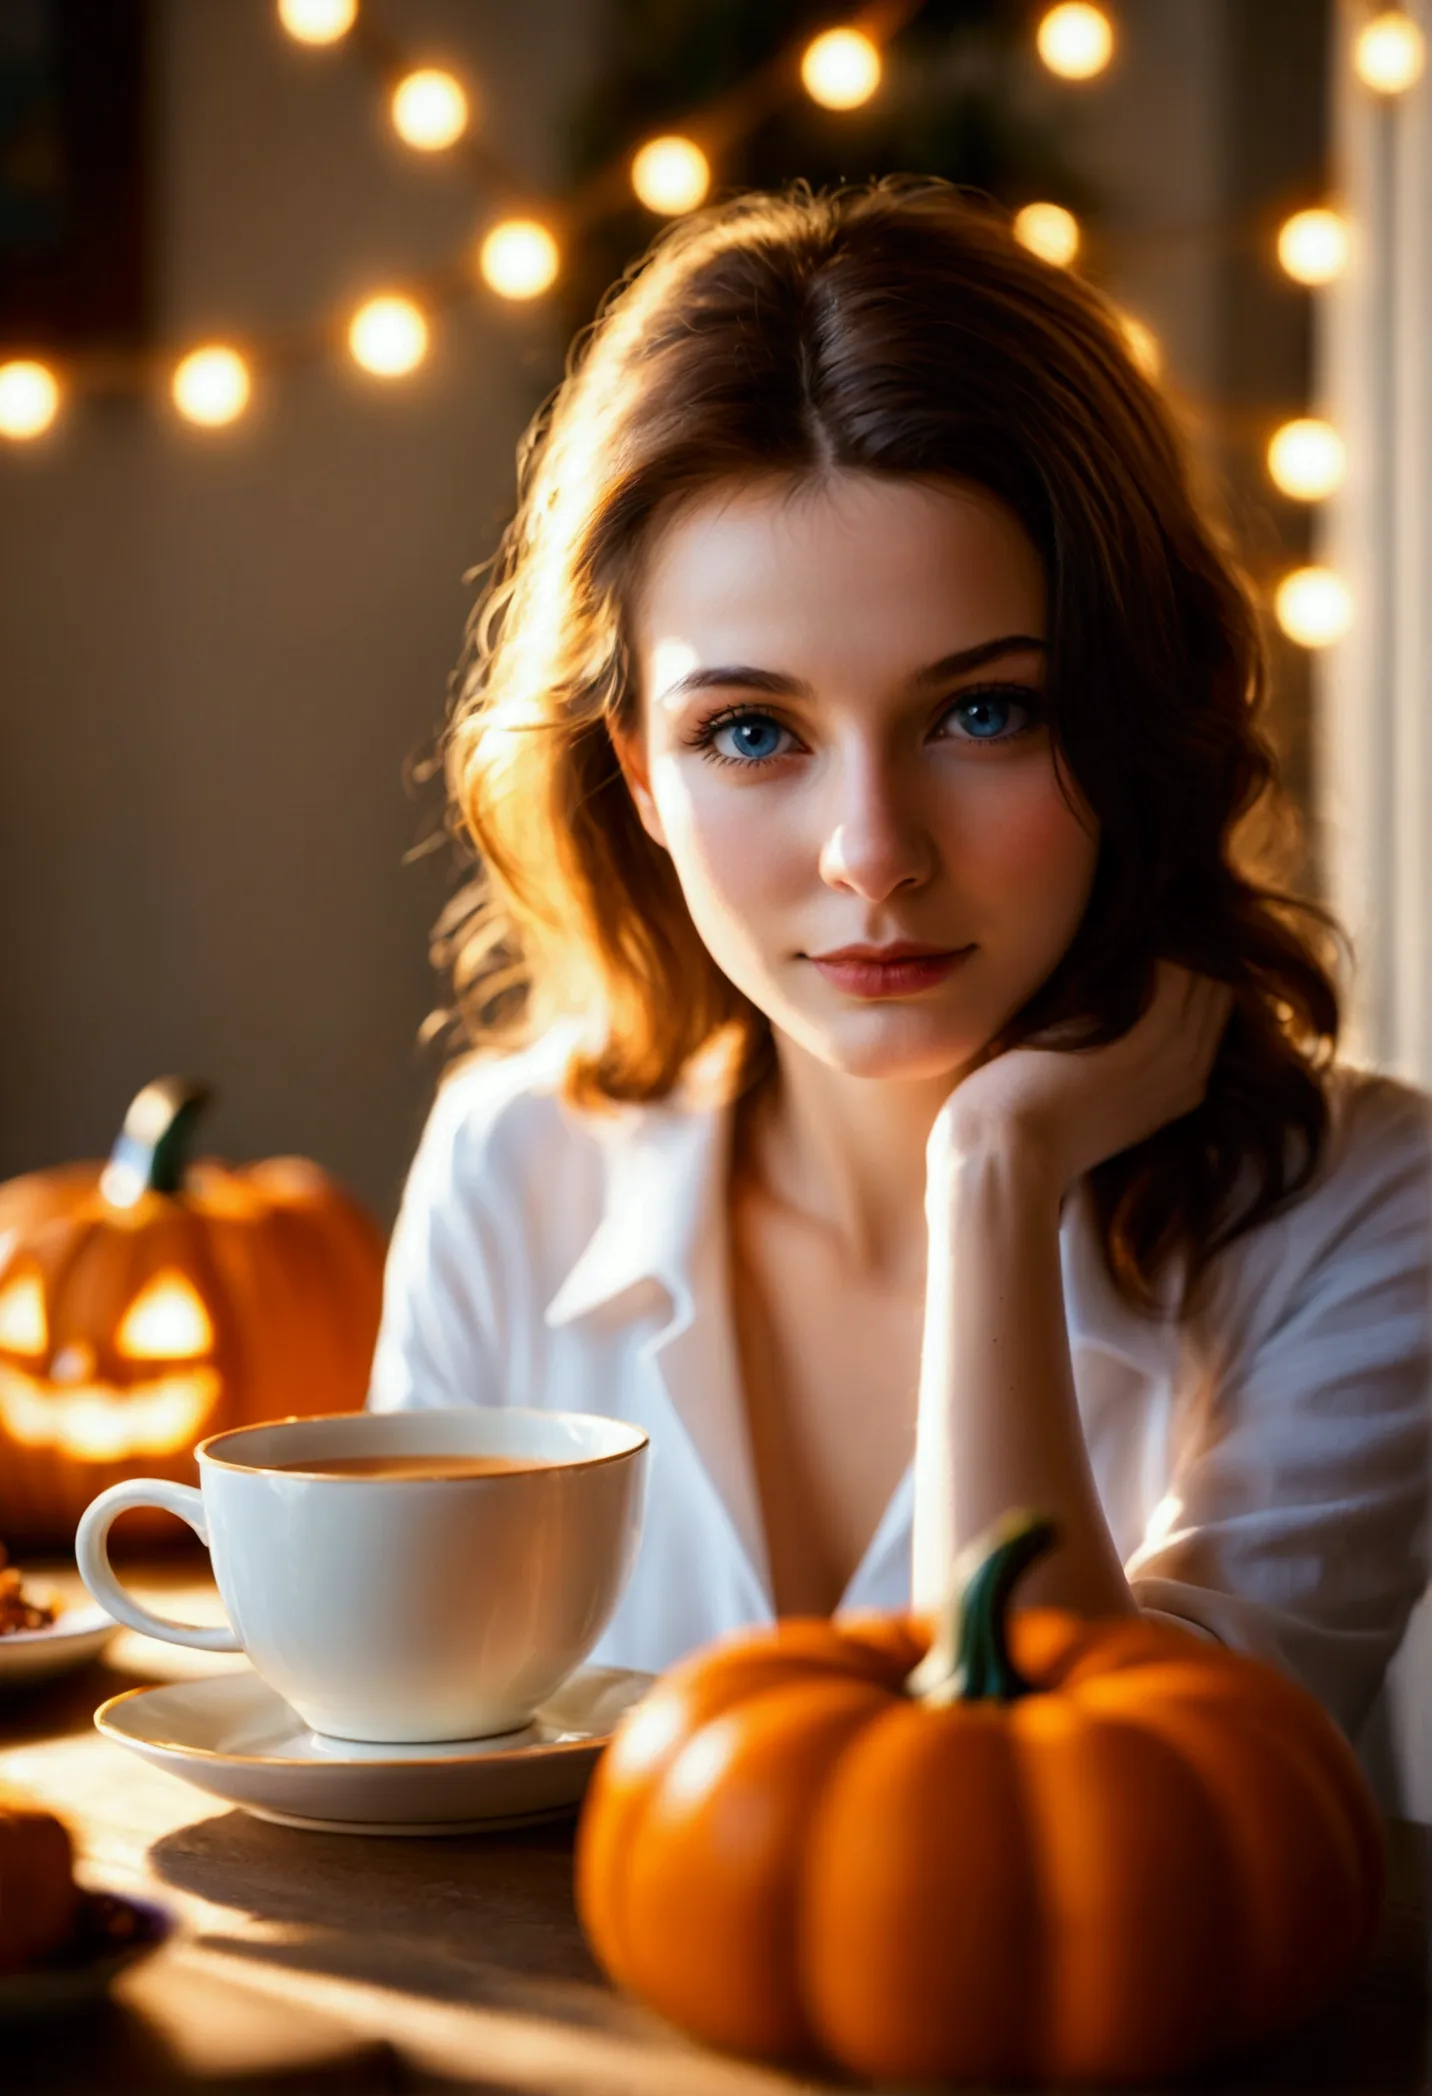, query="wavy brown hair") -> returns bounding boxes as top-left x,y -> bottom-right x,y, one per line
422,173 -> 1351,1327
